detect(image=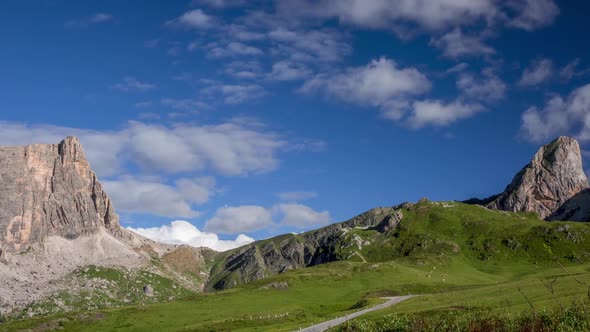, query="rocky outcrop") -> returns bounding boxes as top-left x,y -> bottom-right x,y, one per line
0,137 -> 214,316
206,206 -> 402,291
0,136 -> 119,252
484,137 -> 589,219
